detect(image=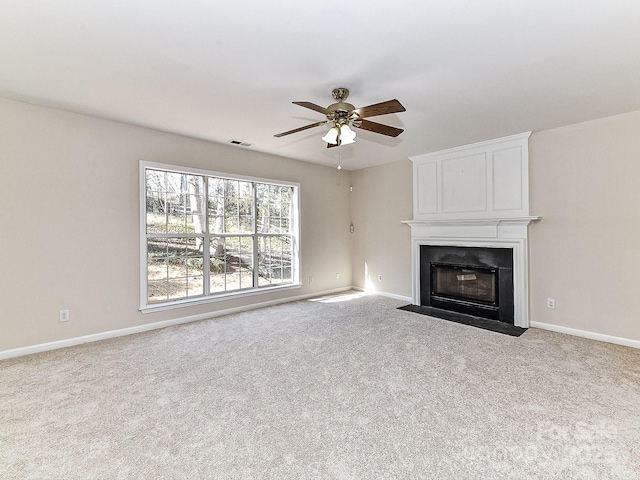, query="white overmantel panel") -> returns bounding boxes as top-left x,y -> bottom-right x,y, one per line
410,132 -> 532,220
